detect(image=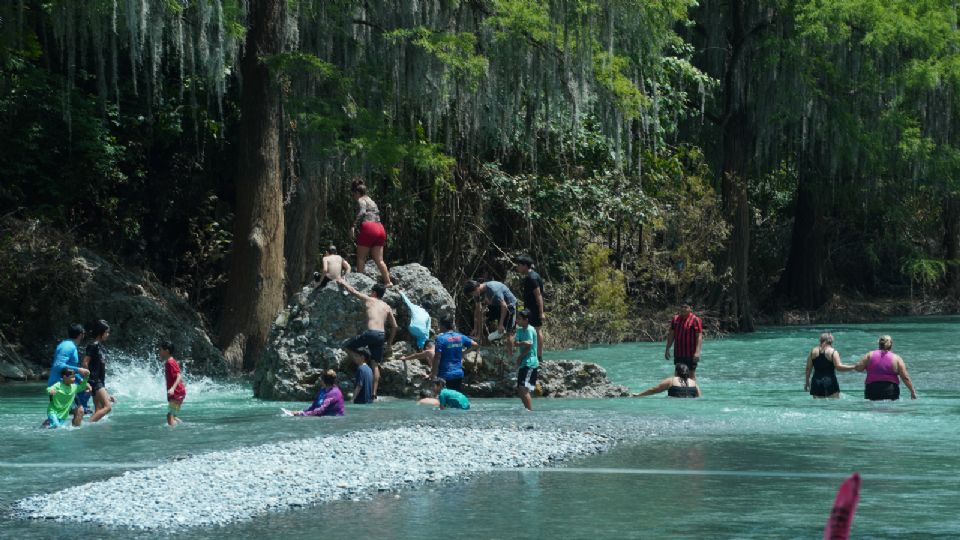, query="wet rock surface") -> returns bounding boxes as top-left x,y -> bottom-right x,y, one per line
252,264 -> 456,400
15,426 -> 611,529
